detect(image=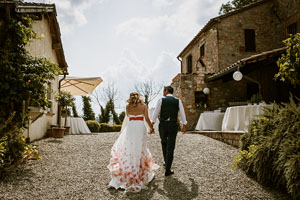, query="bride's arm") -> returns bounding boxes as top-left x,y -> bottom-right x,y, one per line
125,105 -> 129,116
144,105 -> 153,132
